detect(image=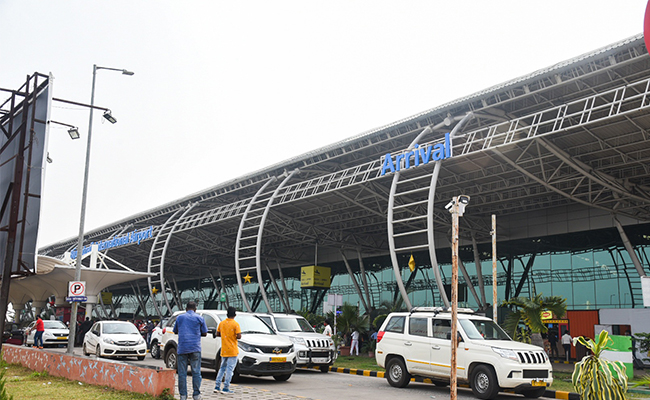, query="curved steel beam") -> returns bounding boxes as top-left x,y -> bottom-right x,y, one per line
256,169 -> 298,313
235,177 -> 277,312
